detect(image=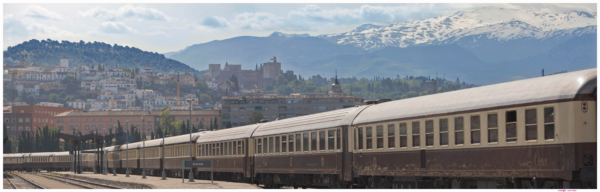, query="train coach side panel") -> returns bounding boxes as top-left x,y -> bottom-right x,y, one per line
255,153 -> 340,175
355,144 -> 572,180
